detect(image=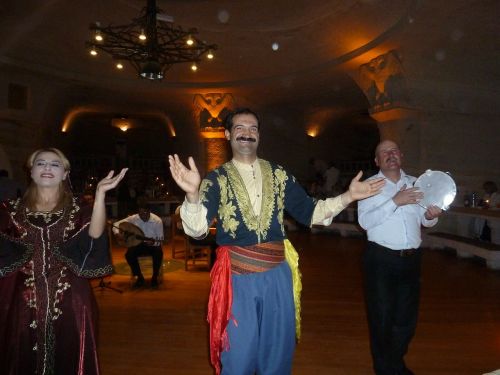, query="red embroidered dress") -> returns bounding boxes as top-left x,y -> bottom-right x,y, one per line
0,198 -> 112,375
